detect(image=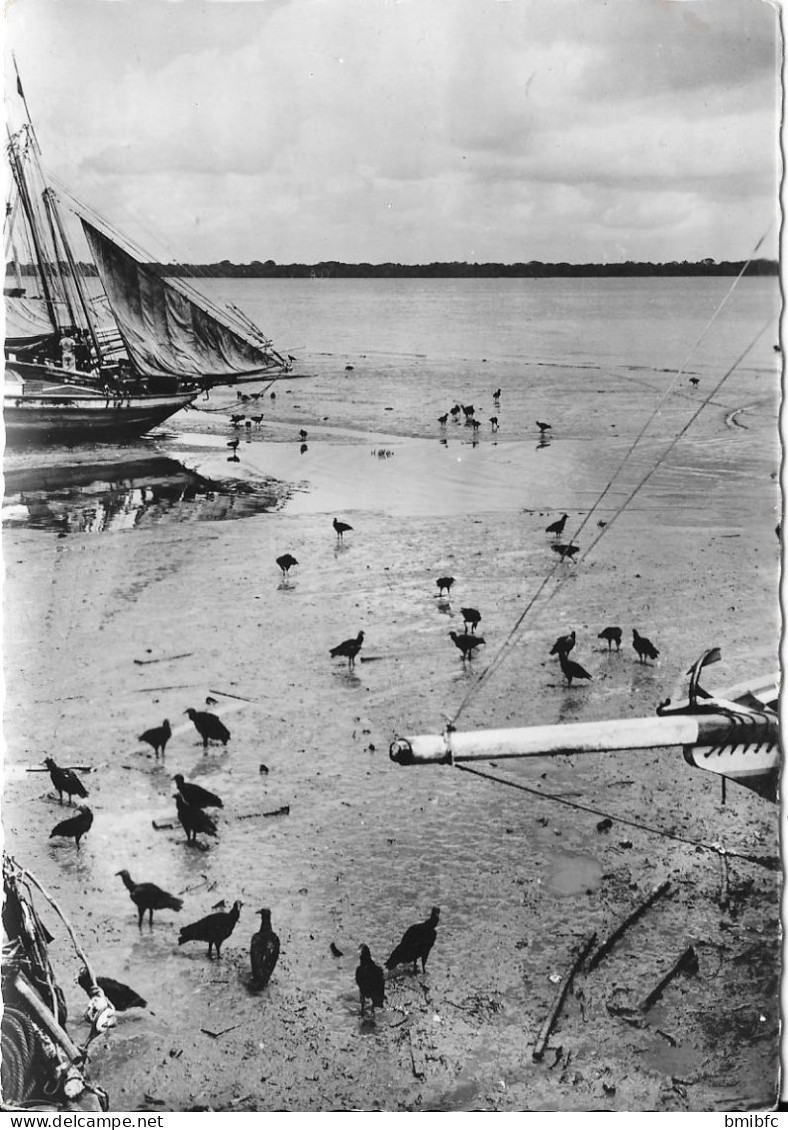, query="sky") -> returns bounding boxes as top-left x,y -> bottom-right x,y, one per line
3,0 -> 781,265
